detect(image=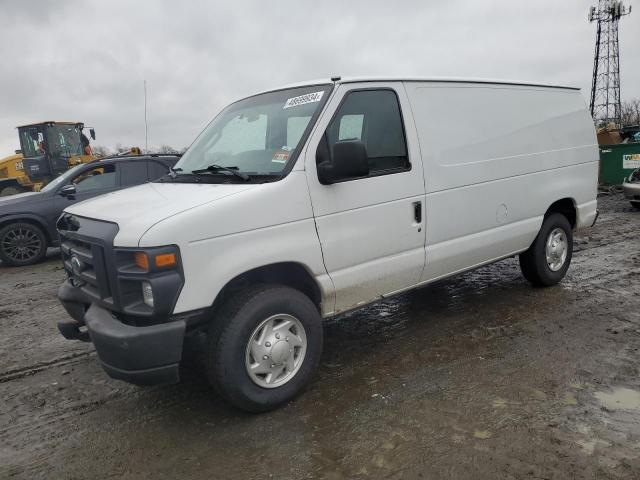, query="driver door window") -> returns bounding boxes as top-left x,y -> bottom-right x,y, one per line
325,89 -> 409,176
73,164 -> 118,193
